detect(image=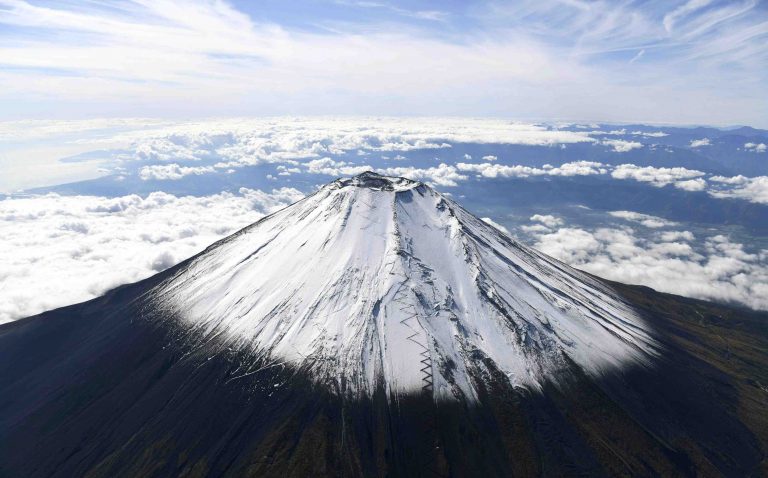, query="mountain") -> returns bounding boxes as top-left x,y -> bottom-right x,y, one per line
151,172 -> 656,400
1,172 -> 767,477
